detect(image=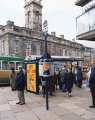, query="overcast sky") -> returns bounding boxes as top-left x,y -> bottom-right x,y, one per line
0,0 -> 95,48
